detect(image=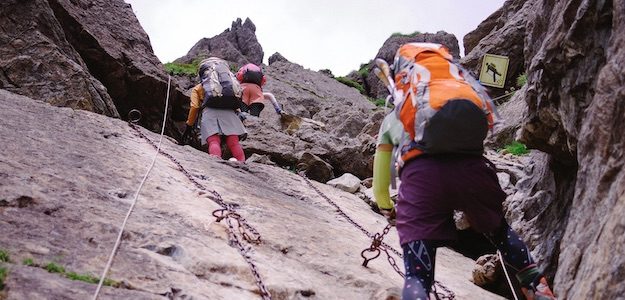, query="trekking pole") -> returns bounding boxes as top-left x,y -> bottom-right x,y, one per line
498,250 -> 520,300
